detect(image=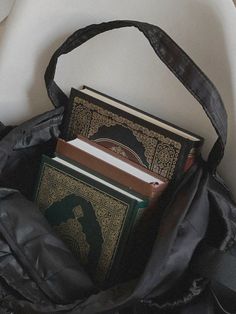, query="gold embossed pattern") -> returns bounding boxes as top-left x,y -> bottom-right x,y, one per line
36,163 -> 130,283
67,97 -> 181,179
